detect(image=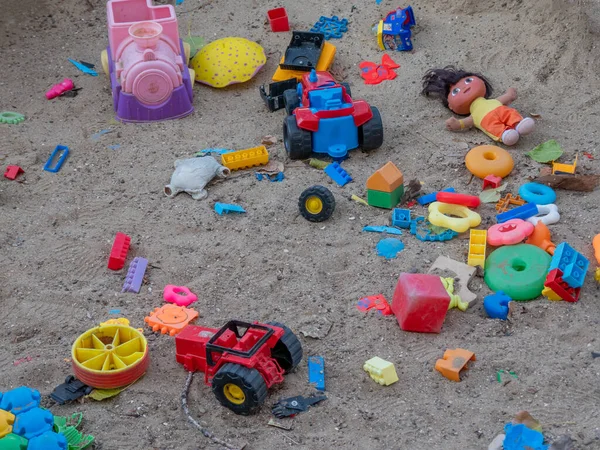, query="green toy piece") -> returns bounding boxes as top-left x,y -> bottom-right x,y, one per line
367,186 -> 404,209
0,433 -> 28,450
53,413 -> 94,450
484,244 -> 551,301
0,112 -> 25,124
